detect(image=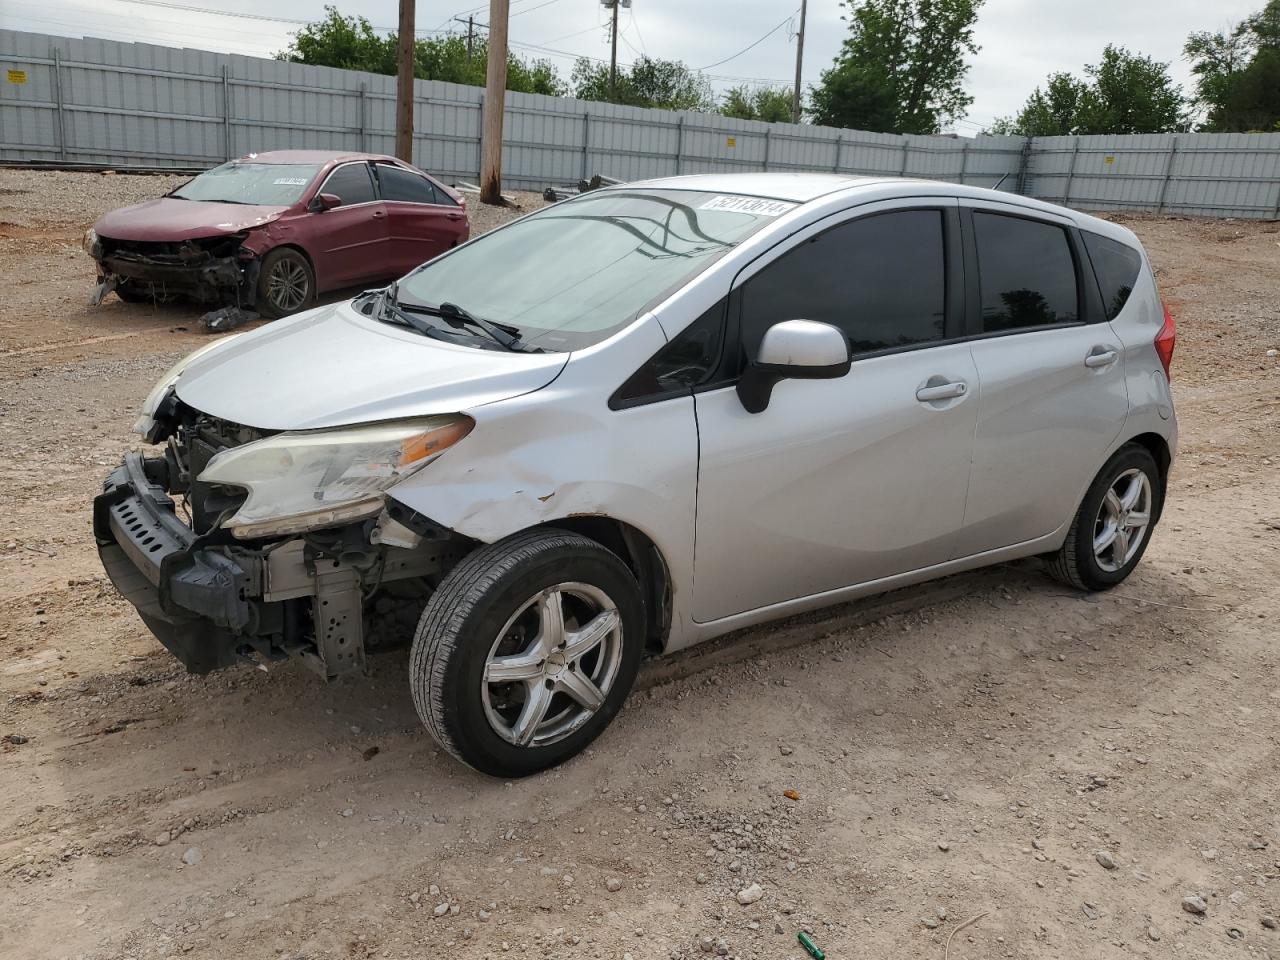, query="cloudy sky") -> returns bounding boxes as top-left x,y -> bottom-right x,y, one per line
0,0 -> 1262,130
